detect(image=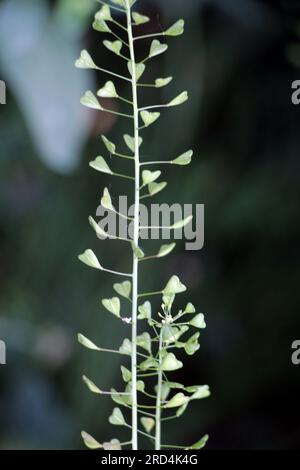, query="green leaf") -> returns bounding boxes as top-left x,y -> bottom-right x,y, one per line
101,135 -> 116,154
171,215 -> 193,229
163,275 -> 186,295
163,384 -> 173,402
190,313 -> 206,329
140,110 -> 160,128
122,381 -> 143,401
111,388 -> 130,406
162,325 -> 188,344
93,18 -> 111,33
136,332 -> 152,354
176,402 -> 189,417
184,332 -> 200,356
78,333 -> 100,351
103,439 -> 122,450
131,242 -> 145,259
155,77 -> 173,88
97,81 -> 118,99
149,39 -> 168,58
186,435 -> 209,450
132,11 -> 150,25
172,150 -> 193,166
78,249 -> 102,270
121,365 -> 131,382
81,431 -> 102,449
95,5 -> 112,22
142,170 -> 161,185
184,302 -> 196,314
89,156 -> 112,174
82,375 -> 102,394
154,382 -> 171,401
186,384 -> 211,400
114,281 -> 131,299
101,187 -> 114,210
136,380 -> 145,392
88,216 -> 108,239
139,357 -> 158,371
109,407 -> 126,426
148,181 -> 167,196
162,325 -> 178,344
138,301 -> 152,320
127,61 -> 146,81
165,19 -> 185,37
168,91 -> 189,107
123,134 -> 143,152
141,417 -> 155,433
164,392 -> 190,409
80,91 -> 102,110
119,338 -> 132,356
158,243 -> 176,258
165,381 -> 185,389
160,353 -> 183,371
75,50 -> 97,70
162,294 -> 175,310
102,297 -> 121,318
103,40 -> 123,56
